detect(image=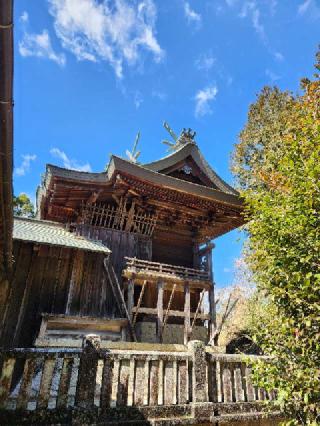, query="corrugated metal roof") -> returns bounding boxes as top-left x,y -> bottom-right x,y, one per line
13,217 -> 110,253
